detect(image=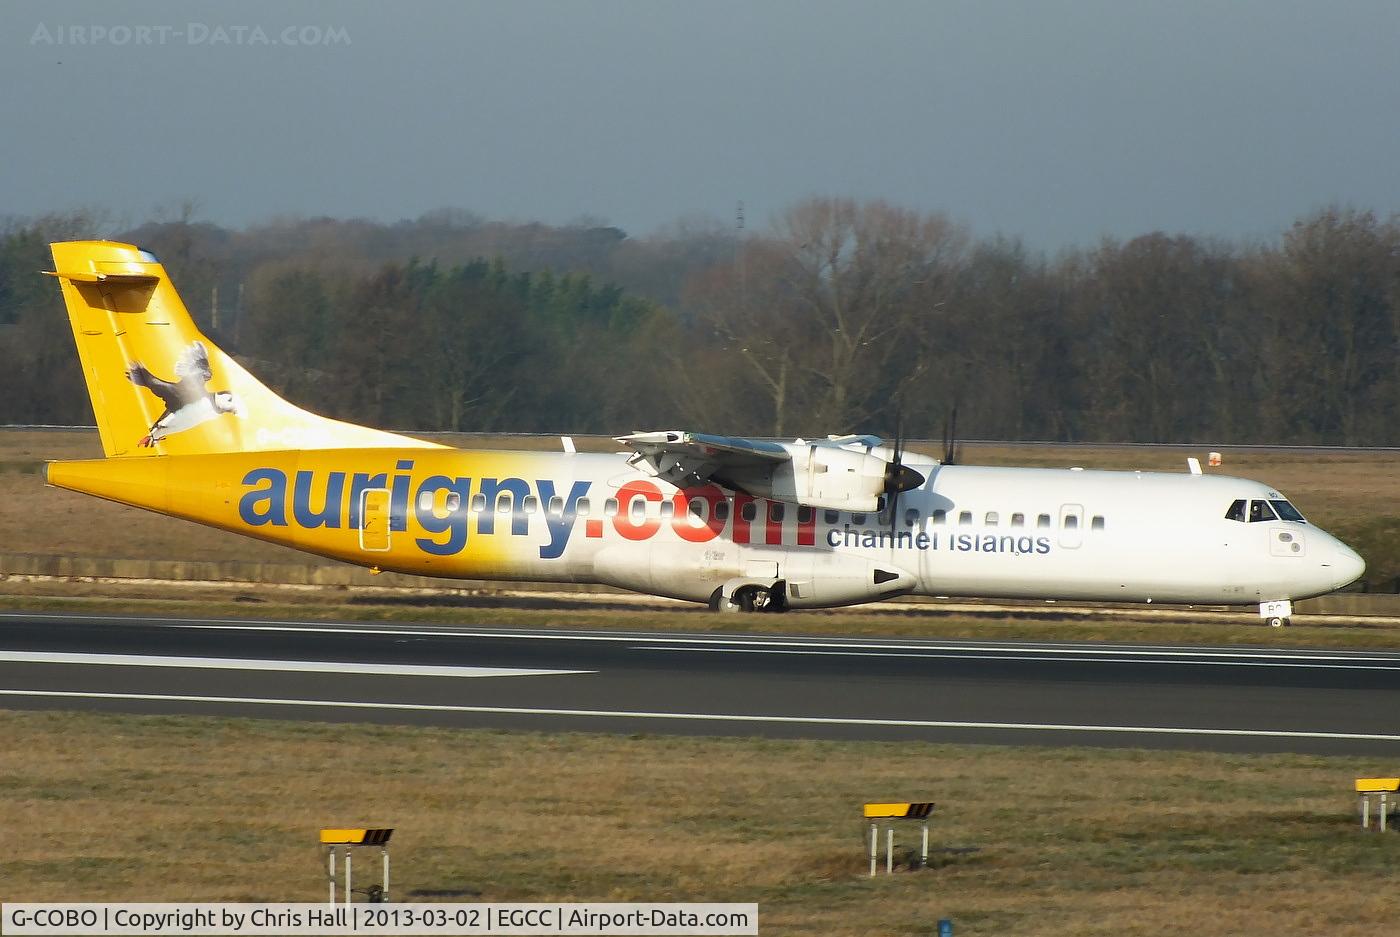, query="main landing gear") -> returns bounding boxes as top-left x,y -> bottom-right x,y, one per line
1259,599 -> 1293,628
712,581 -> 789,613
